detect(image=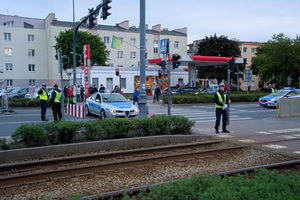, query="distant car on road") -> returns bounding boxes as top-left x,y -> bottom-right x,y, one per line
200,87 -> 218,94
7,88 -> 29,99
0,88 -> 15,99
259,89 -> 300,108
173,87 -> 199,95
85,92 -> 139,119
